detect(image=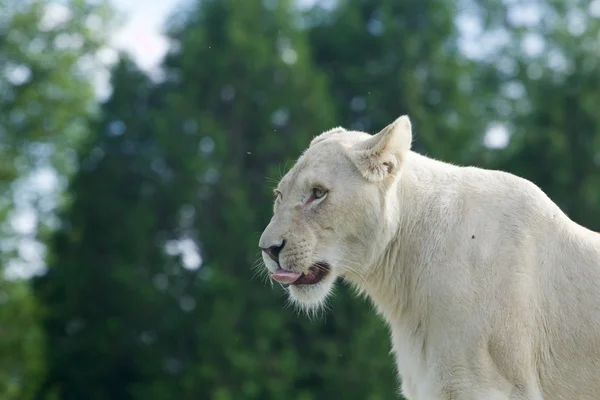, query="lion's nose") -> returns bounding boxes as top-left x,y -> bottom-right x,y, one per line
260,240 -> 286,263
